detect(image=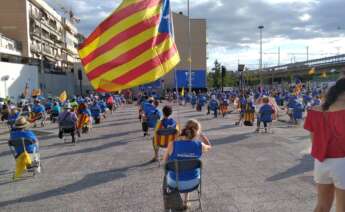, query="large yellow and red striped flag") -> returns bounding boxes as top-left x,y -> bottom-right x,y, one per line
78,0 -> 180,92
